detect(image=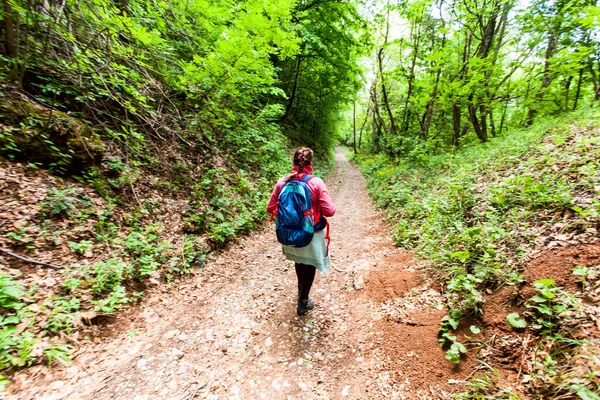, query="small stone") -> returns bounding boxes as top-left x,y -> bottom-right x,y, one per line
49,380 -> 65,390
172,348 -> 184,359
353,274 -> 365,290
342,385 -> 351,396
149,278 -> 161,286
163,330 -> 178,340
